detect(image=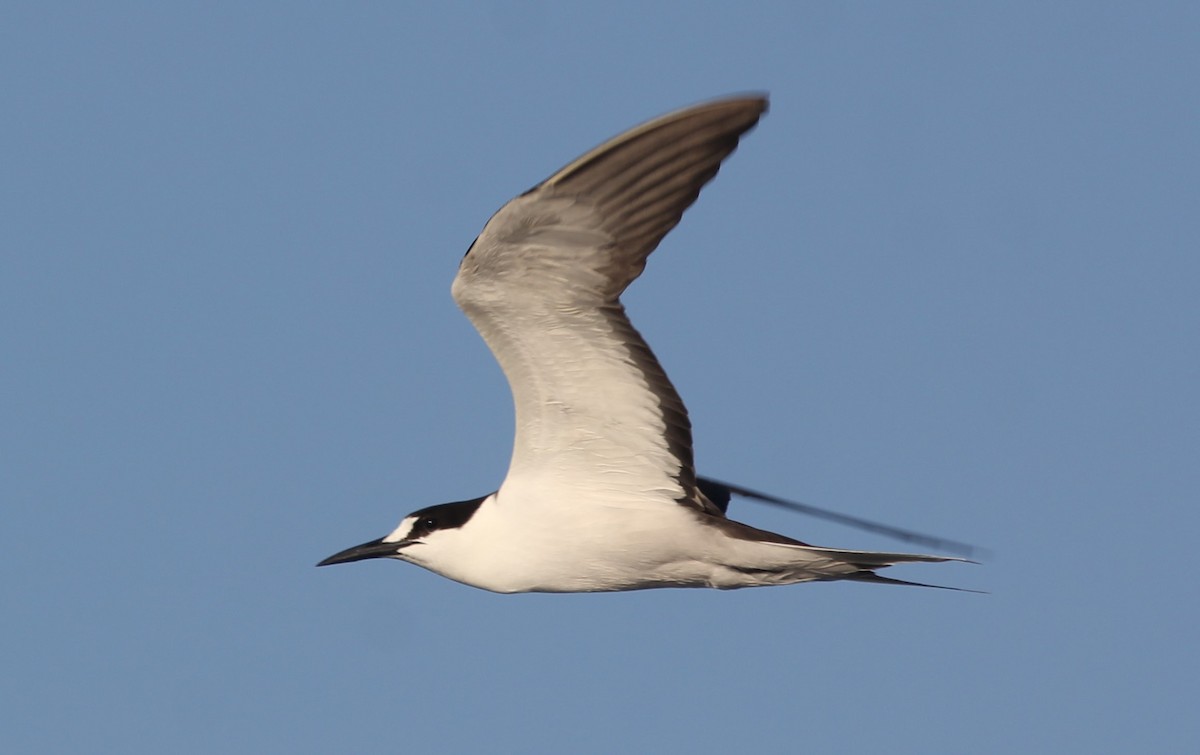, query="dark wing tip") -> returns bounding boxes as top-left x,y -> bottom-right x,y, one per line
537,95 -> 770,296
698,476 -> 988,559
697,476 -> 734,514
